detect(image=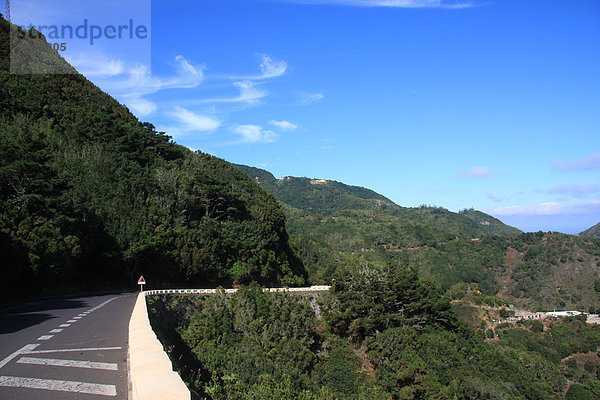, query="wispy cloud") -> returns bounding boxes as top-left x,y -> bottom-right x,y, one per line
488,202 -> 566,216
487,193 -> 504,203
487,199 -> 600,217
272,0 -> 476,8
128,98 -> 158,117
546,183 -> 600,198
197,81 -> 268,105
66,53 -> 125,77
158,107 -> 221,138
257,54 -> 288,79
456,166 -> 506,179
91,55 -> 205,117
552,152 -> 600,172
232,125 -> 277,143
169,107 -> 221,132
299,92 -> 324,105
269,120 -> 298,131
